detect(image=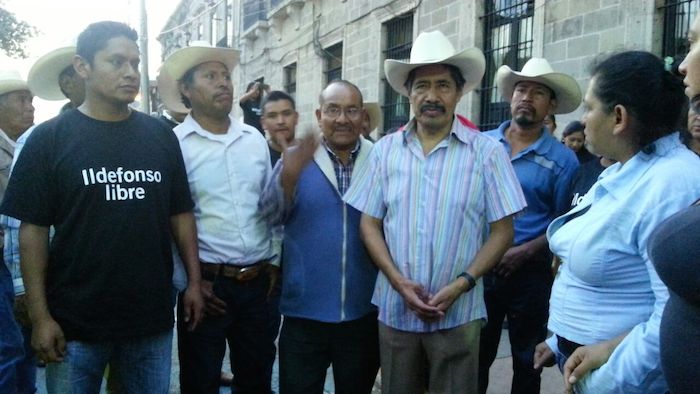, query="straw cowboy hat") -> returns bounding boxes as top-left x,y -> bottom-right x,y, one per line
158,41 -> 240,113
364,102 -> 382,132
0,69 -> 29,97
384,30 -> 485,97
28,46 -> 76,100
496,58 -> 582,114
